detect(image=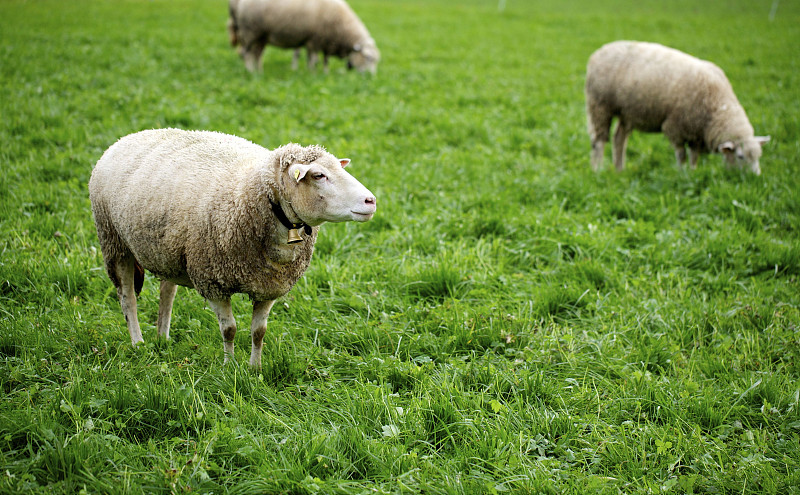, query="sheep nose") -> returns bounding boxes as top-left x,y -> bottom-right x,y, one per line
365,195 -> 376,205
